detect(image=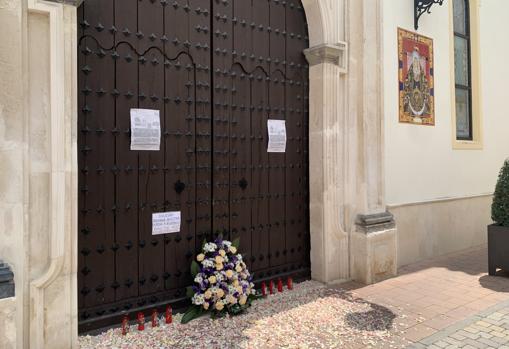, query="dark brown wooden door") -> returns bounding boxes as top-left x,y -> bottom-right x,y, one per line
78,0 -> 309,331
